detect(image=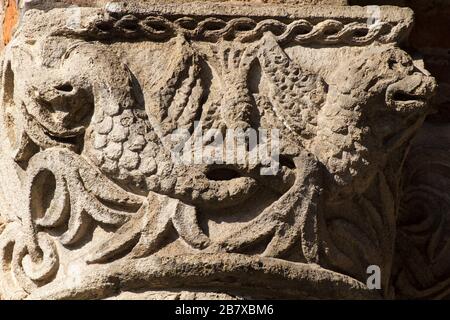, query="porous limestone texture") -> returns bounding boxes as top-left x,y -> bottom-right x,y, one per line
0,0 -> 441,299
